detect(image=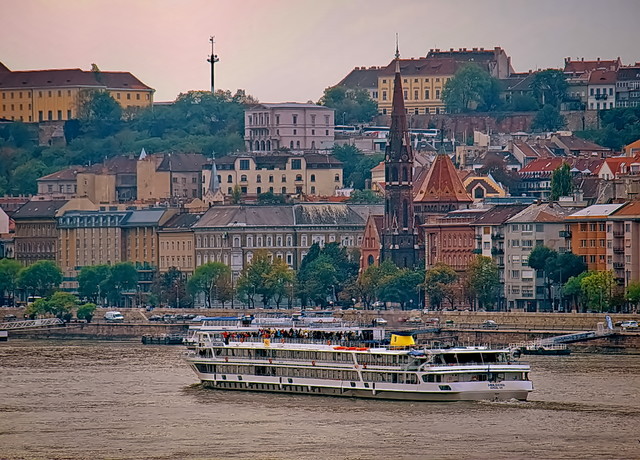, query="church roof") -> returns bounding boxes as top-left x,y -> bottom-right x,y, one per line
413,154 -> 473,203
